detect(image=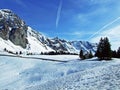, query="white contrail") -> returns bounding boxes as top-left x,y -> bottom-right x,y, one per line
88,17 -> 120,40
56,0 -> 63,28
